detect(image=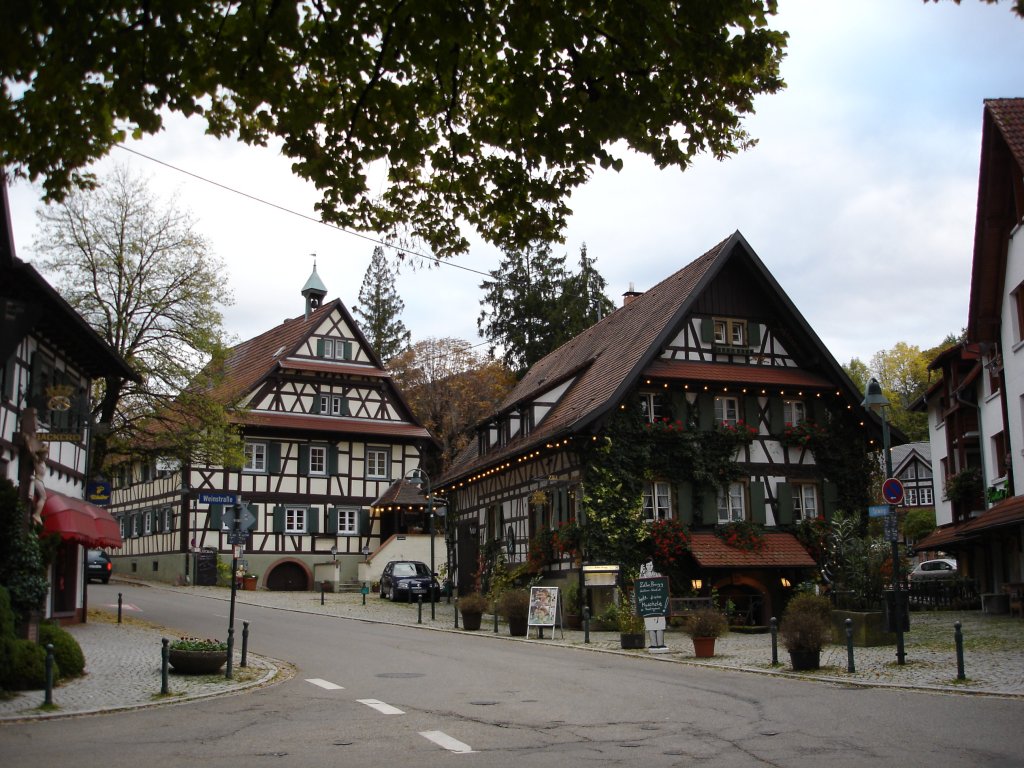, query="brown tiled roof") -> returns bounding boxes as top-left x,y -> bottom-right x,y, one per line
278,358 -> 391,378
958,495 -> 1024,535
913,522 -> 976,552
231,412 -> 432,439
371,479 -> 432,509
441,232 -> 867,486
688,532 -> 816,568
643,360 -> 833,389
987,98 -> 1024,169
